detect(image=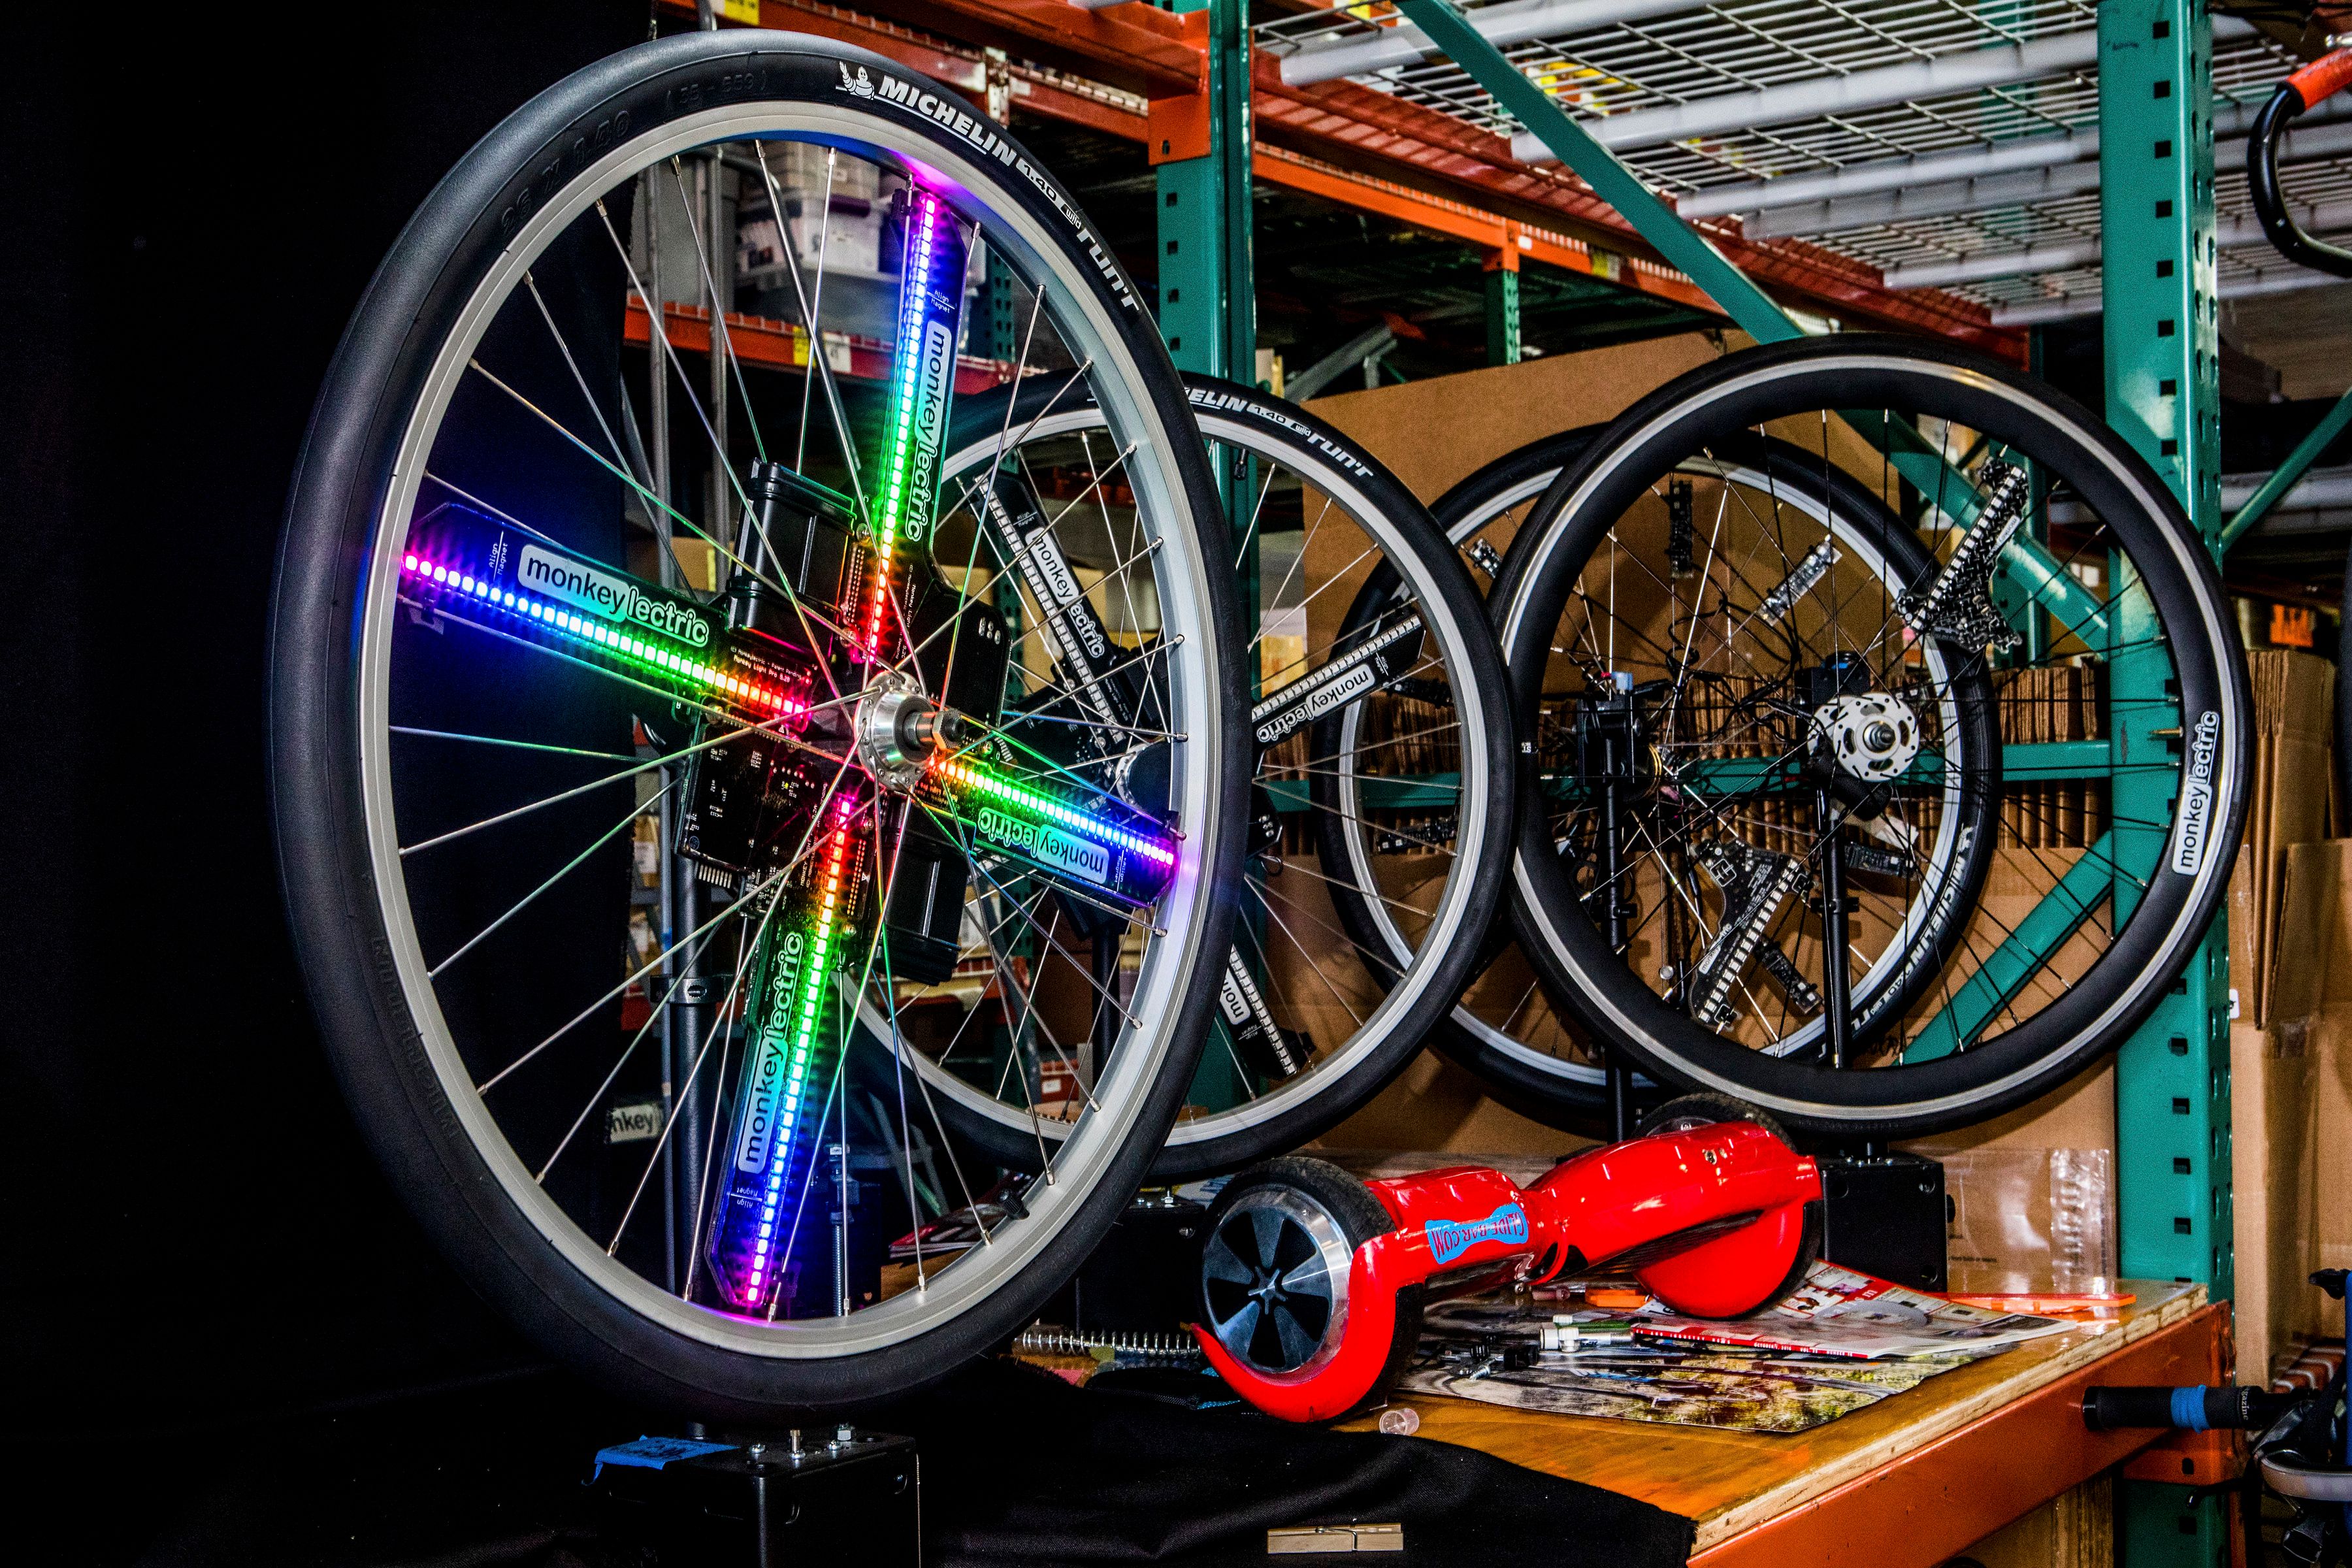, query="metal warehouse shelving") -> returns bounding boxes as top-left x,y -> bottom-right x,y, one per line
678,4 -> 2269,1558
1254,0 -> 2341,323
